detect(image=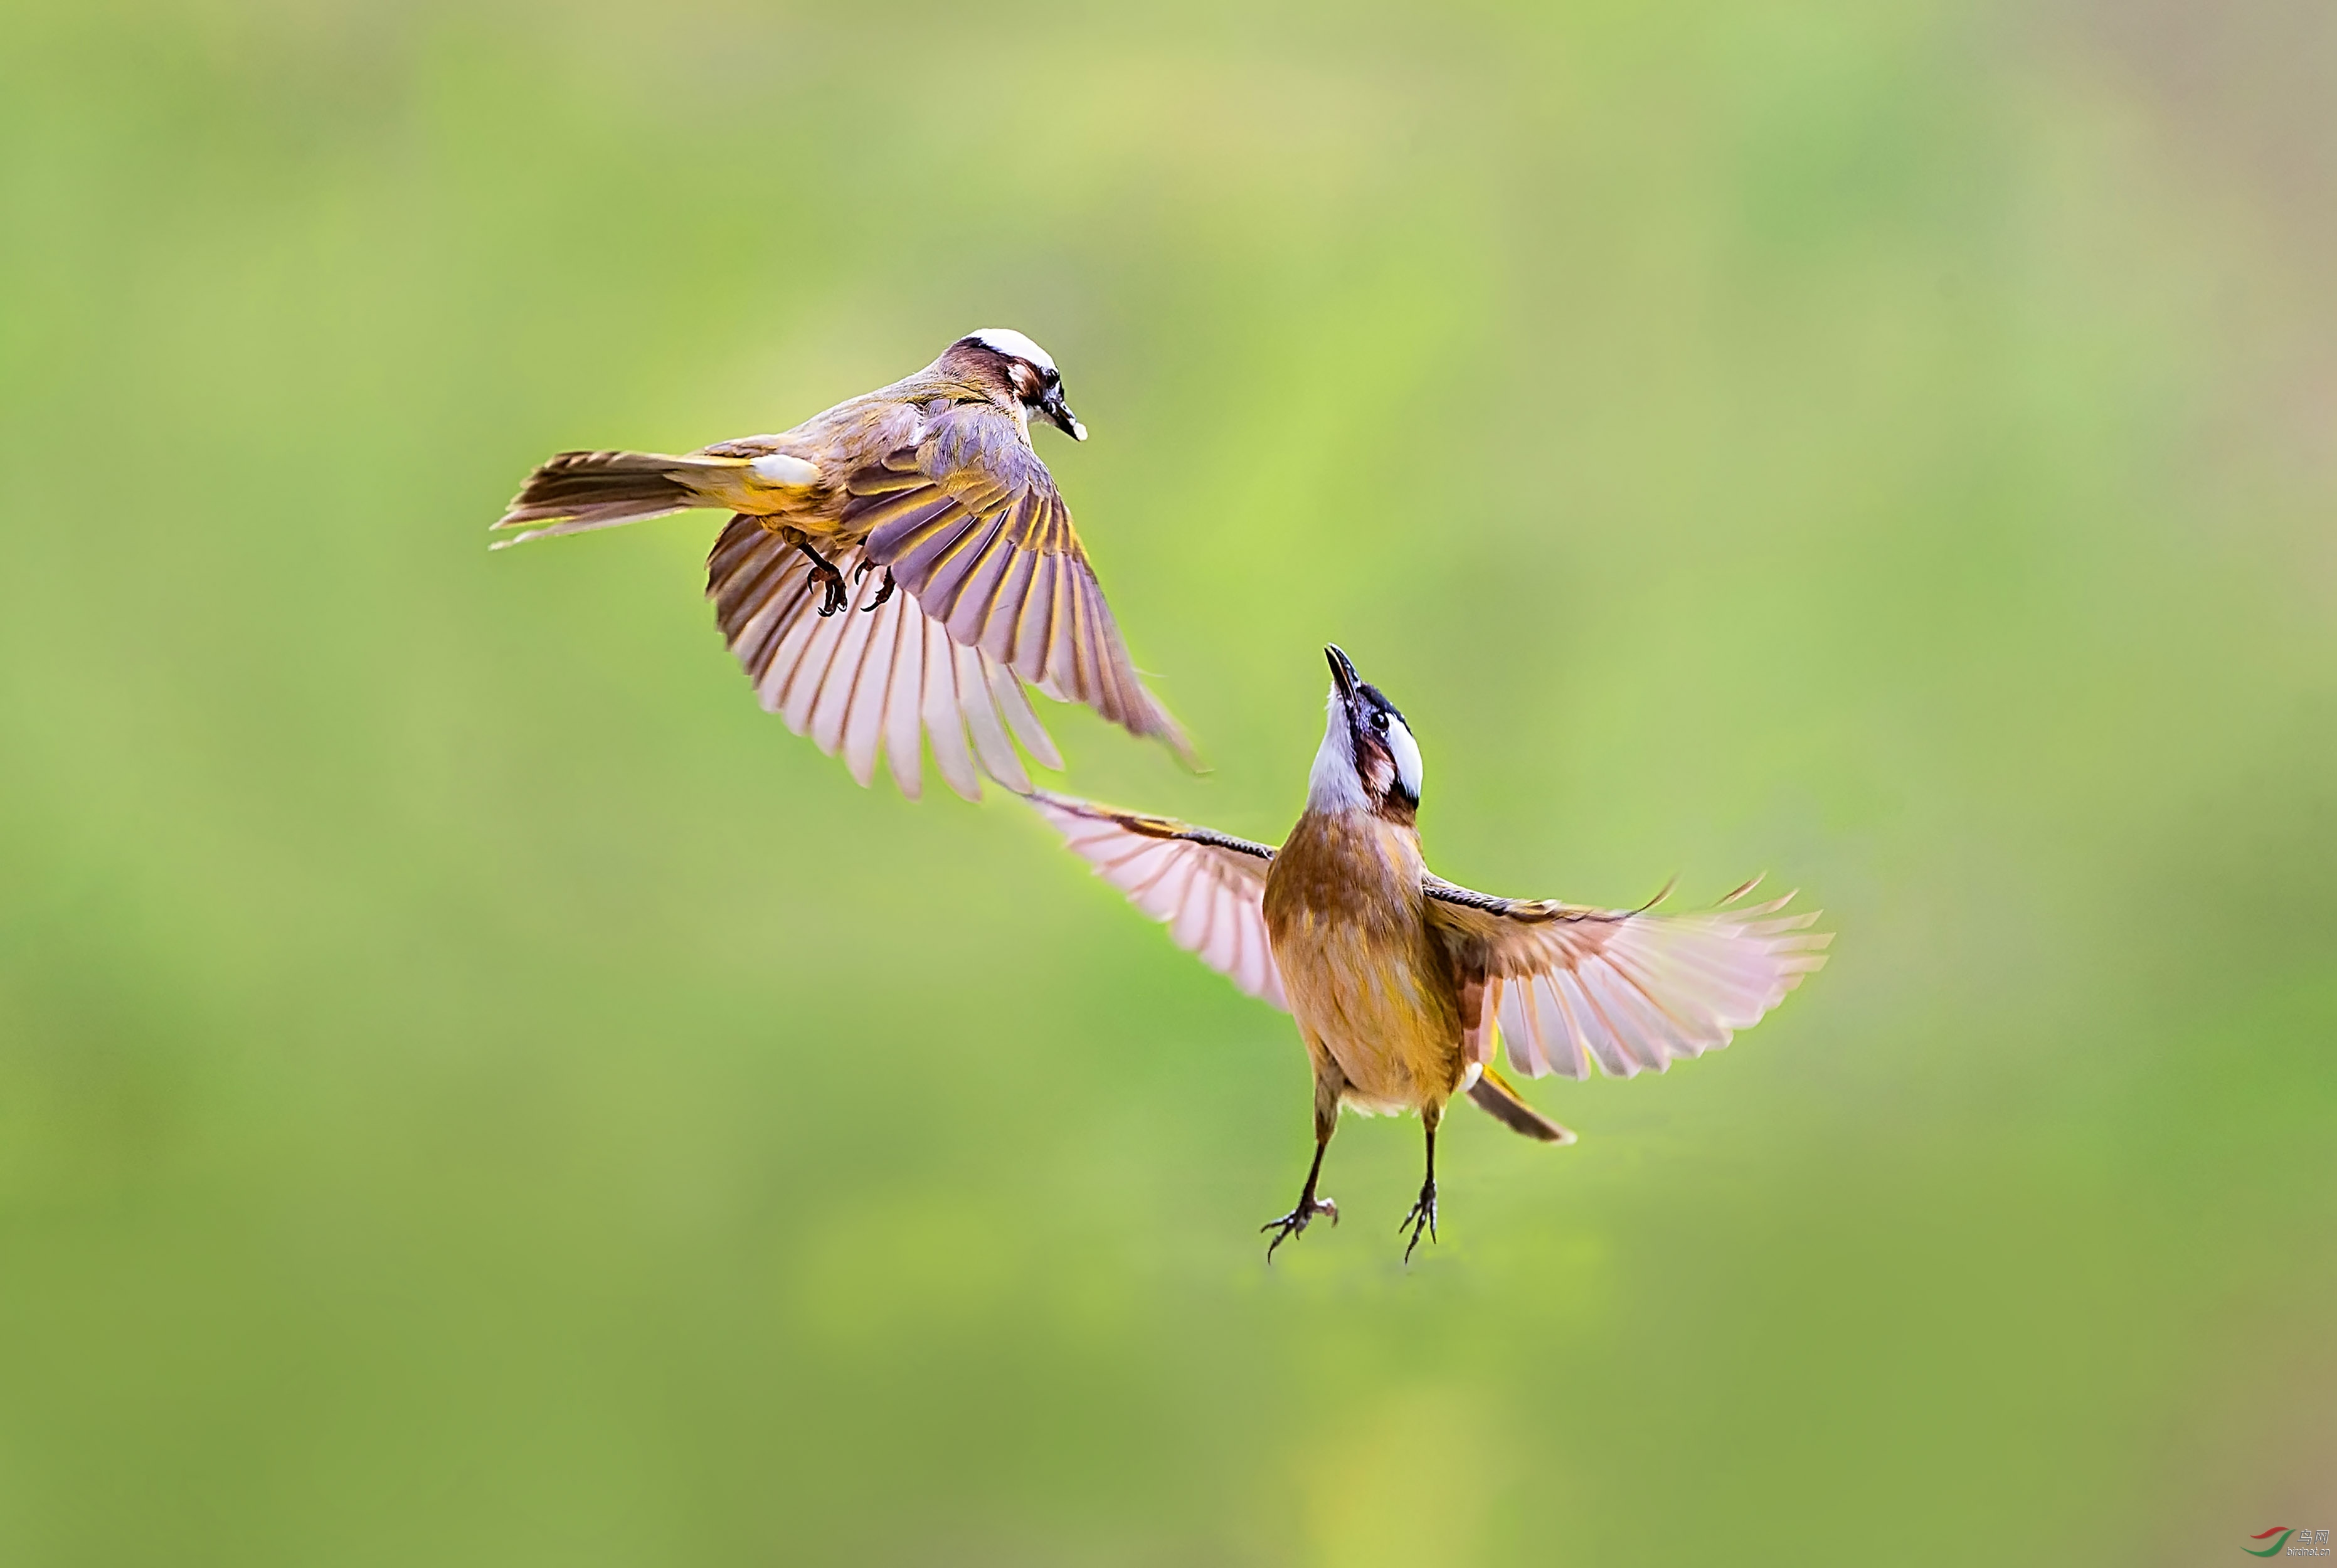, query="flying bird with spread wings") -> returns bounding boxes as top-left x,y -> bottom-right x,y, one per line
1027,645 -> 1830,1260
493,329 -> 1192,800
